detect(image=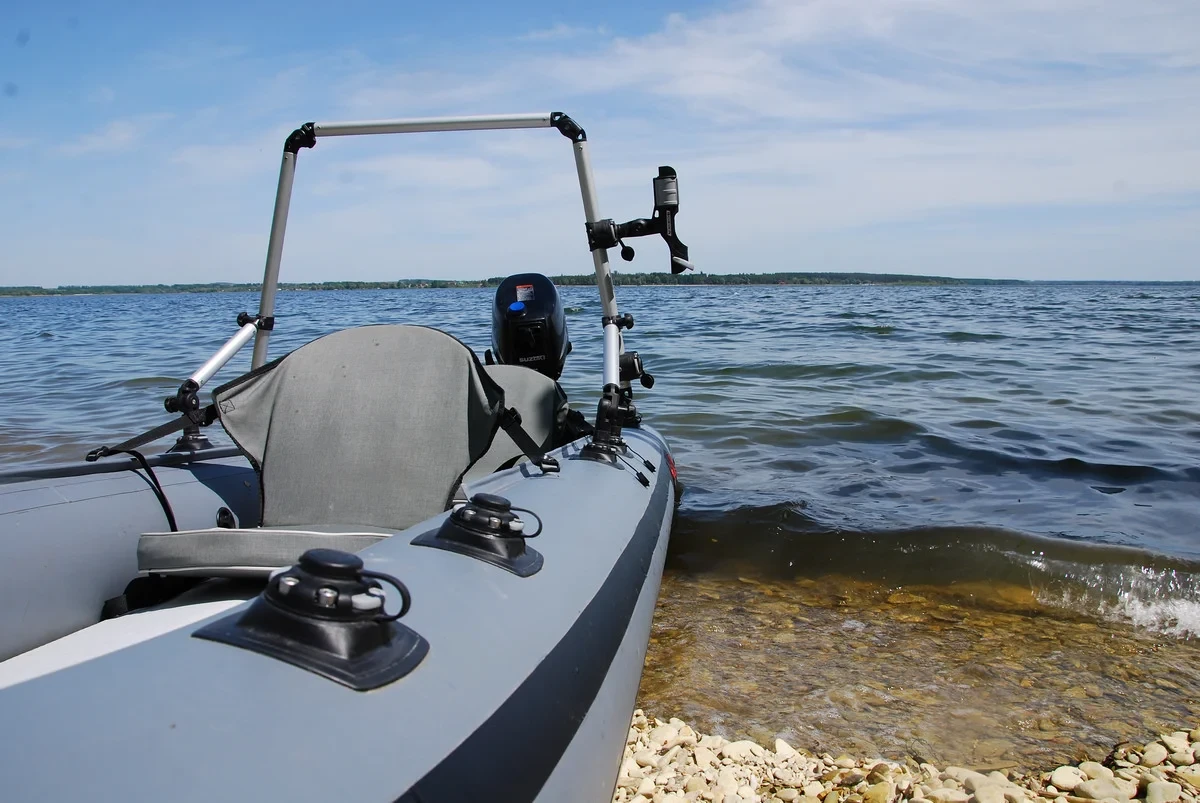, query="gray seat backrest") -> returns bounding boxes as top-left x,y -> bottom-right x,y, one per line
462,365 -> 566,485
213,325 -> 505,532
